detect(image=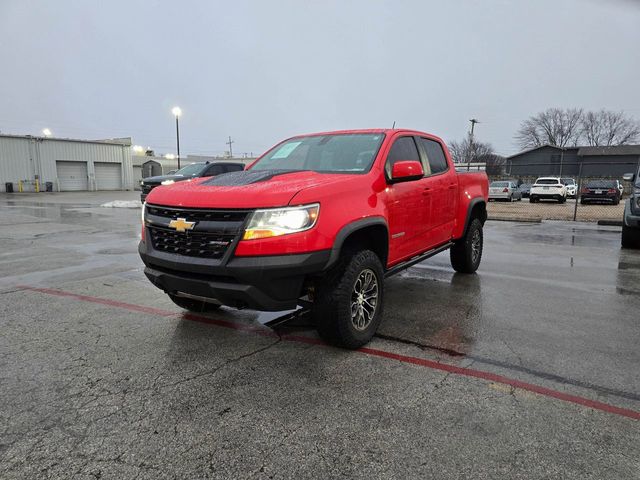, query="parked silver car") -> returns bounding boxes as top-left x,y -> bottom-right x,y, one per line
489,181 -> 522,202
